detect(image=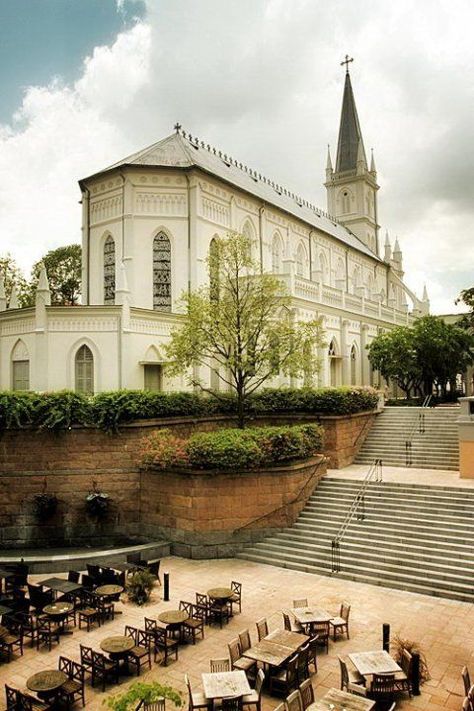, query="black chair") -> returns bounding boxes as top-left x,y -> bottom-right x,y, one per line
36,618 -> 60,651
179,601 -> 205,644
16,690 -> 51,710
78,592 -> 100,632
146,622 -> 179,666
147,559 -> 161,584
91,650 -> 119,691
80,573 -> 95,592
125,625 -> 152,675
229,581 -> 242,614
0,622 -> 23,661
5,684 -> 19,711
67,570 -> 80,583
58,656 -> 86,707
79,644 -> 94,677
